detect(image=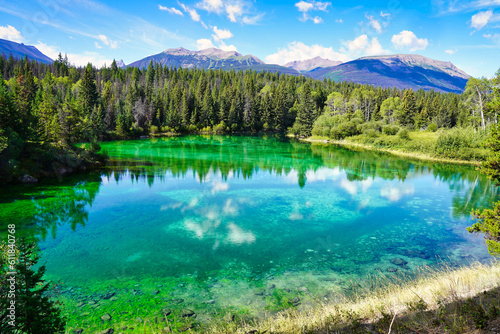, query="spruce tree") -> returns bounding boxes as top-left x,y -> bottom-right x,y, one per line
401,90 -> 417,127
293,82 -> 315,136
